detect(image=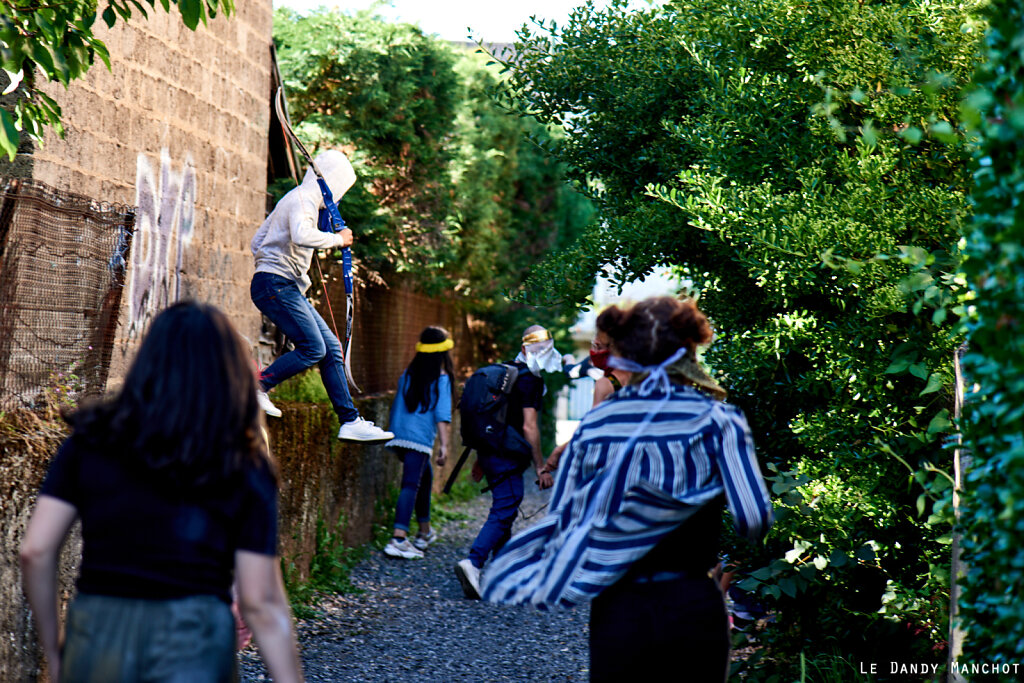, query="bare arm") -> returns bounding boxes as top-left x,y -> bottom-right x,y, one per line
592,376 -> 614,407
20,495 -> 78,683
523,407 -> 553,490
436,421 -> 450,467
235,551 -> 304,683
542,373 -> 617,476
543,442 -> 567,473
